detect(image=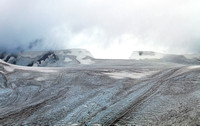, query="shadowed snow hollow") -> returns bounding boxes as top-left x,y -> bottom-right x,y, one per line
0,49 -> 94,67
